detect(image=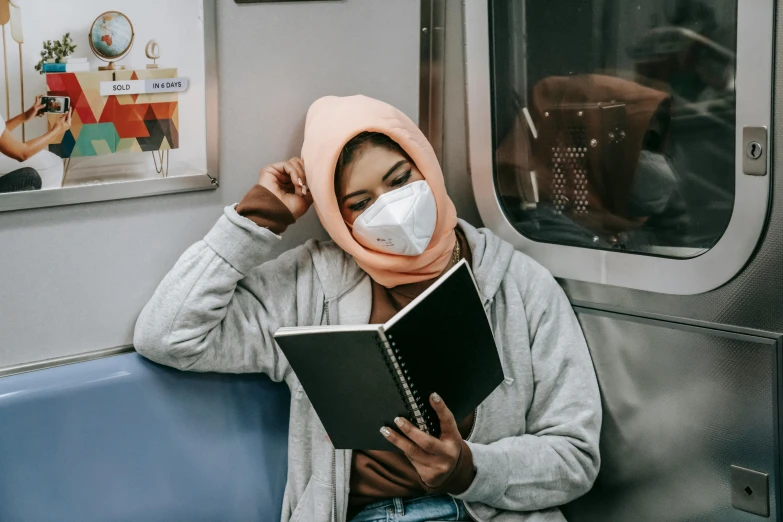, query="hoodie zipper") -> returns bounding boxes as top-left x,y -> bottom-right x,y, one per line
466,408 -> 478,441
332,453 -> 337,522
326,300 -> 339,522
463,409 -> 481,522
461,299 -> 493,522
